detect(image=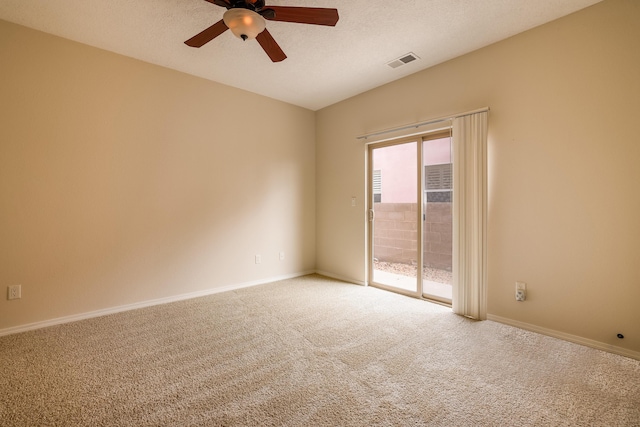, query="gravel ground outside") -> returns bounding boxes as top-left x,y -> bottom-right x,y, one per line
374,260 -> 452,285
